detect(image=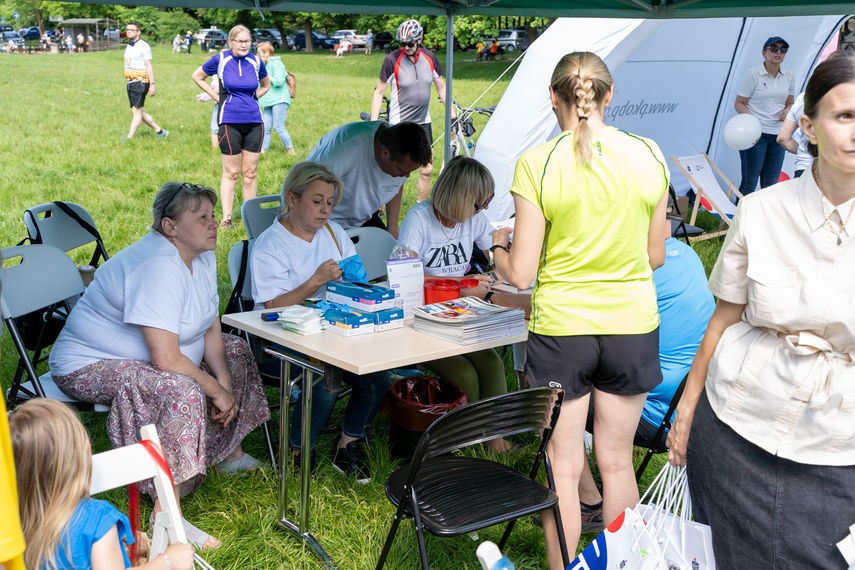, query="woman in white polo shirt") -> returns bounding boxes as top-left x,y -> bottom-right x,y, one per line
668,54 -> 855,567
735,36 -> 795,196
